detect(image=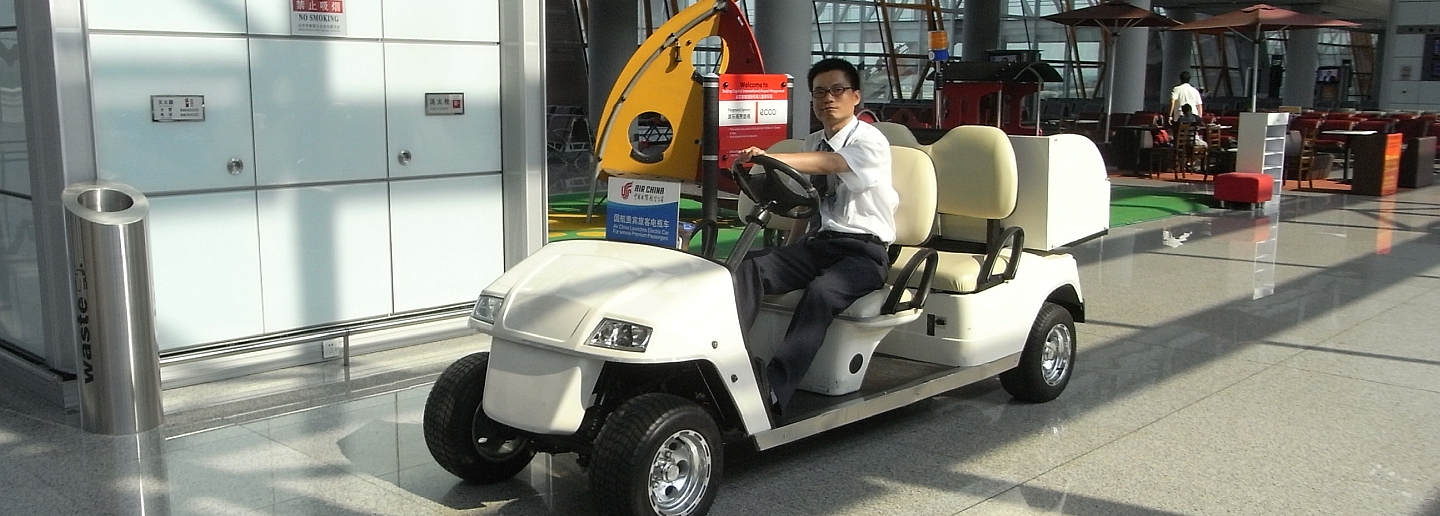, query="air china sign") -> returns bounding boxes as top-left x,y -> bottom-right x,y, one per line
606,178 -> 681,248
292,0 -> 346,37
